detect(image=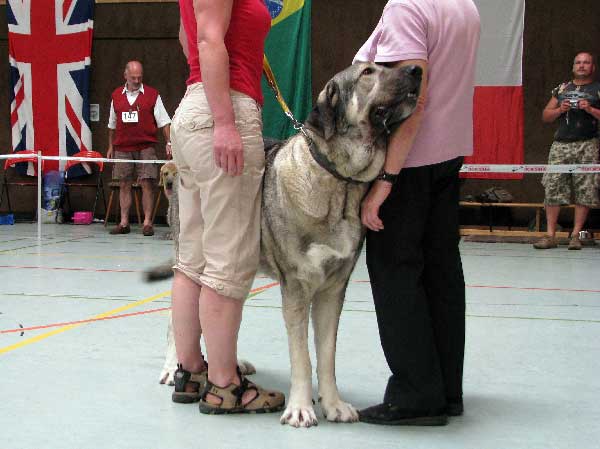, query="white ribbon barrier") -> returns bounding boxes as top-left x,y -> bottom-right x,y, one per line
0,153 -> 39,160
38,155 -> 171,165
460,164 -> 600,174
